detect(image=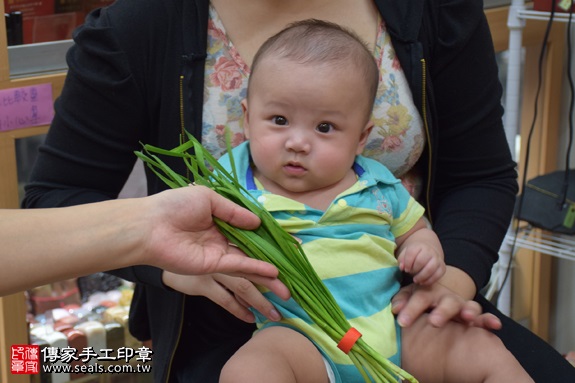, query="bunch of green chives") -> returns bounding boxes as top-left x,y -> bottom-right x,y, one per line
135,132 -> 418,383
